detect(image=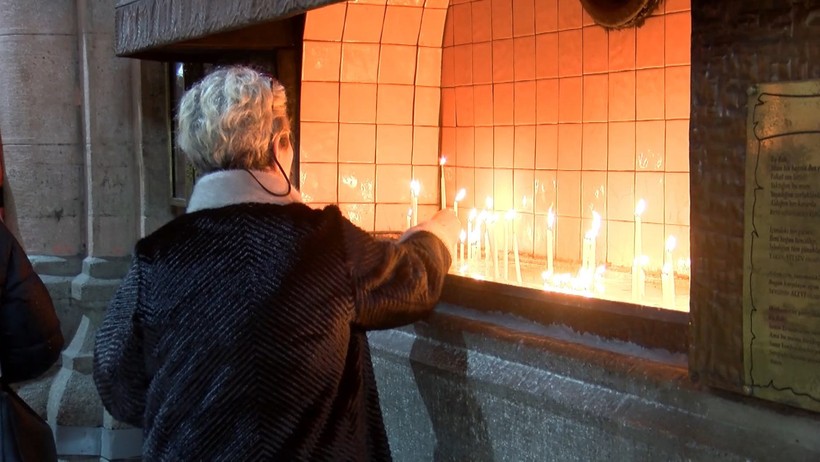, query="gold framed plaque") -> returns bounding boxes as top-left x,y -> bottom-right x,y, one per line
743,79 -> 820,413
